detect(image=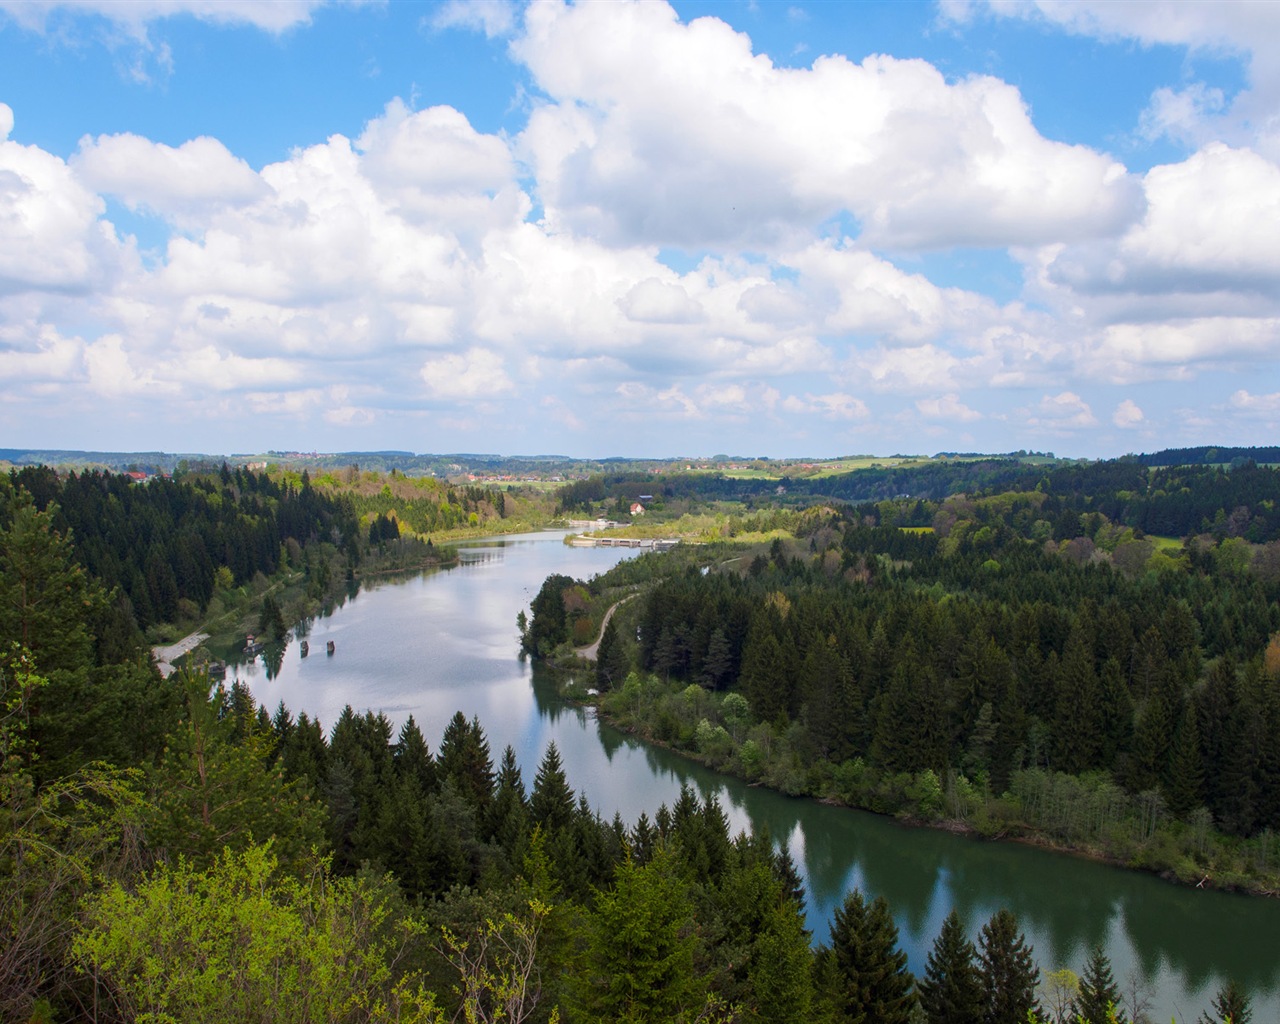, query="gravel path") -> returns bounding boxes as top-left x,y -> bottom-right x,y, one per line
577,595 -> 637,661
152,631 -> 210,678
